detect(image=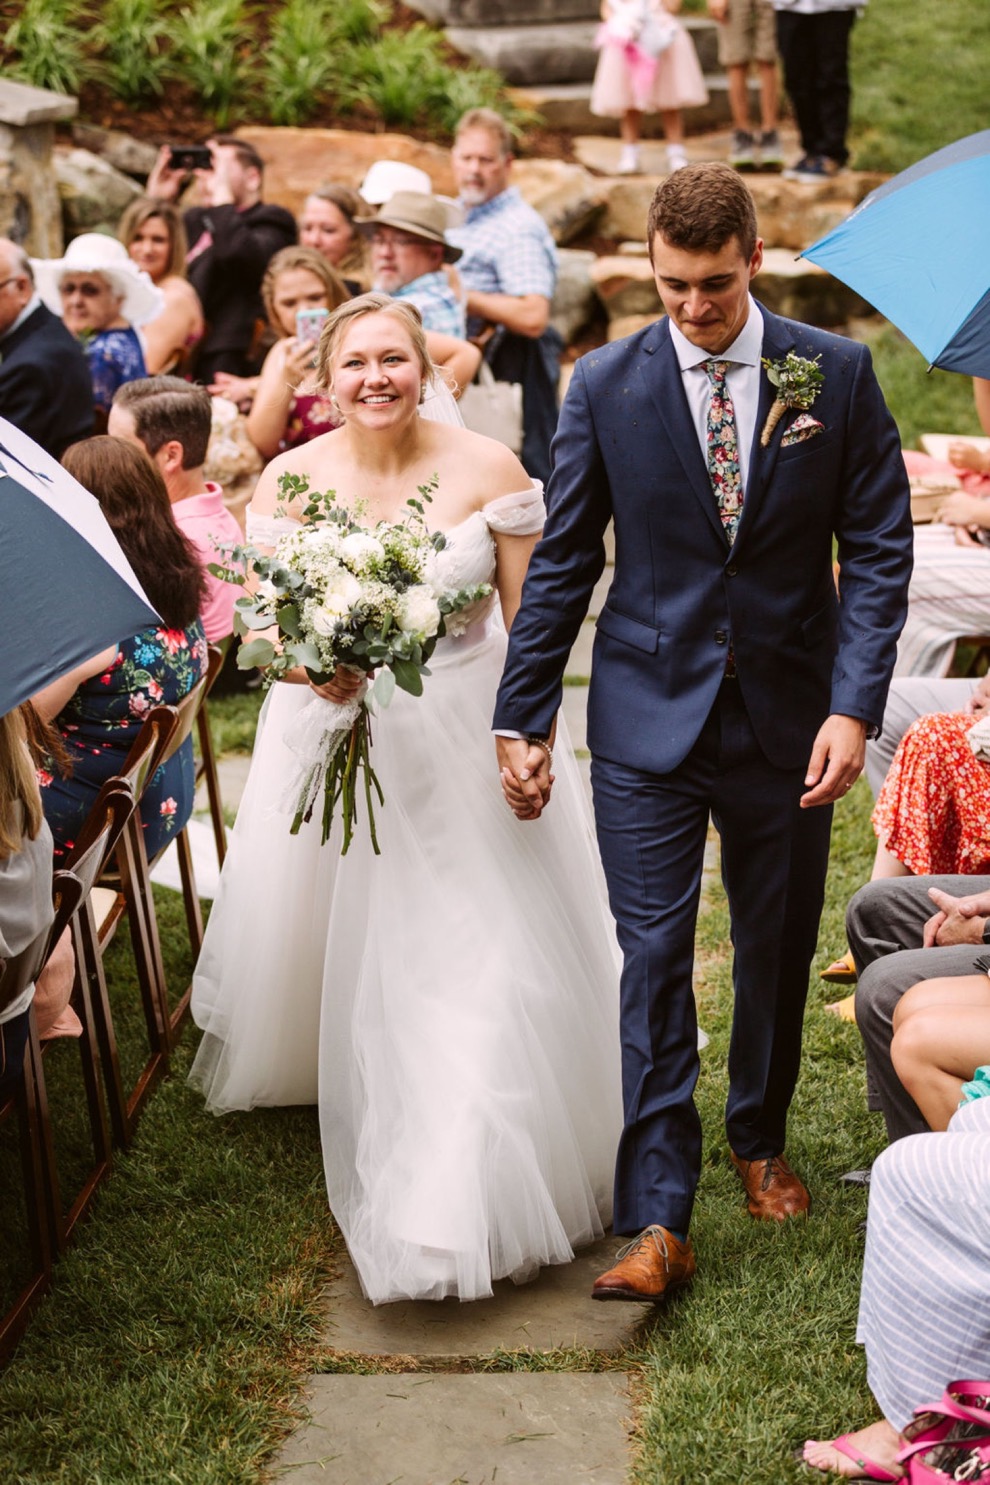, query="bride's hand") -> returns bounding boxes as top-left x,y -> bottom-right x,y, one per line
496,738 -> 554,820
310,665 -> 366,704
